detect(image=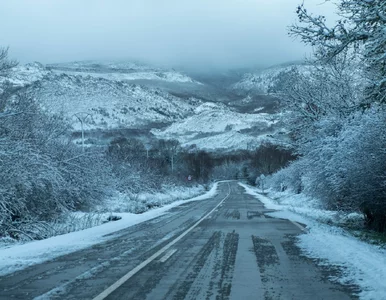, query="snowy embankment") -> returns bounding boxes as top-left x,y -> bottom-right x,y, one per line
96,185 -> 207,214
0,183 -> 219,276
239,183 -> 386,300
